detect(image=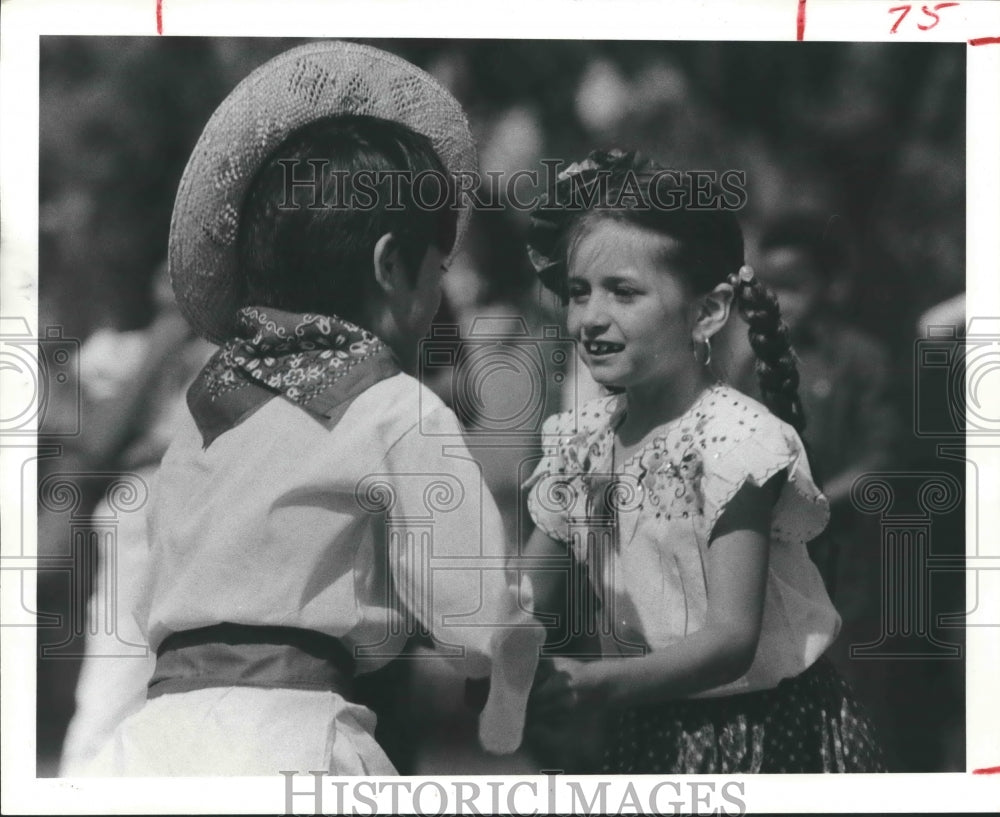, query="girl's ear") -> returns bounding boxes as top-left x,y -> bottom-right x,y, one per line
373,232 -> 404,295
693,282 -> 734,342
